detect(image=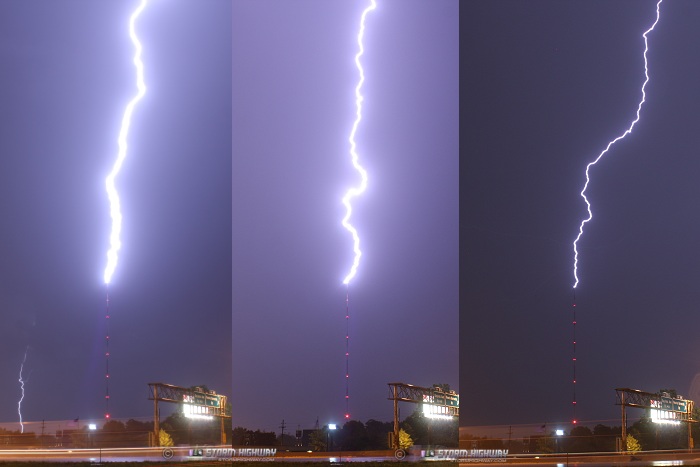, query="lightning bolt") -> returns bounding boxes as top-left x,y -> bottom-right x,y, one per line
342,0 -> 377,286
572,0 -> 662,288
104,0 -> 148,285
18,347 -> 28,434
